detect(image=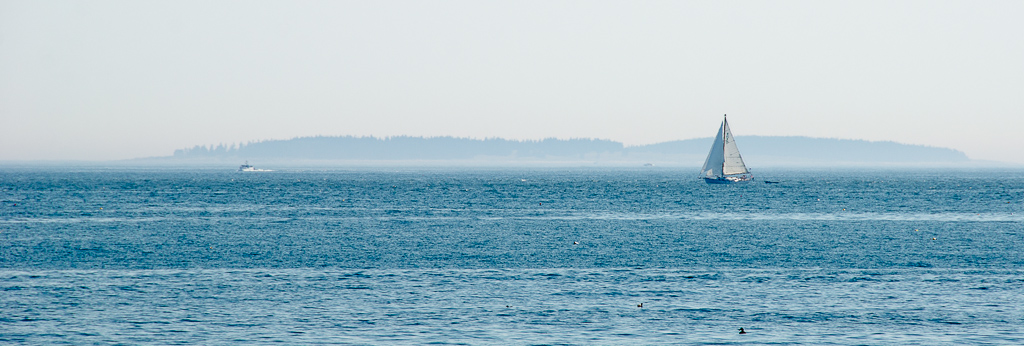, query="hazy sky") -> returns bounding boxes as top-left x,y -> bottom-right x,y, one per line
2,0 -> 1022,162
